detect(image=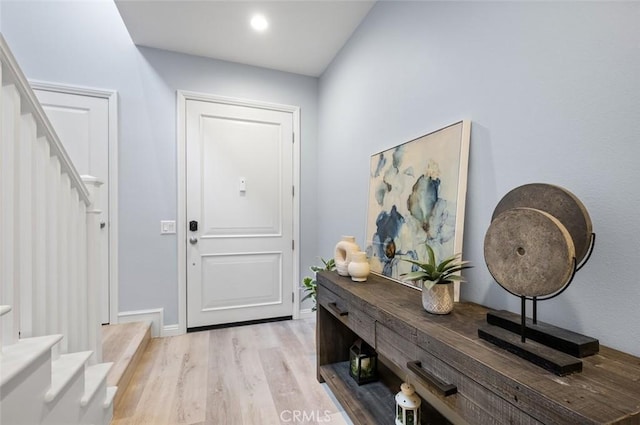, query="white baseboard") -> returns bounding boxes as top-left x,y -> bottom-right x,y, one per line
162,324 -> 181,337
118,309 -> 163,337
298,308 -> 316,320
